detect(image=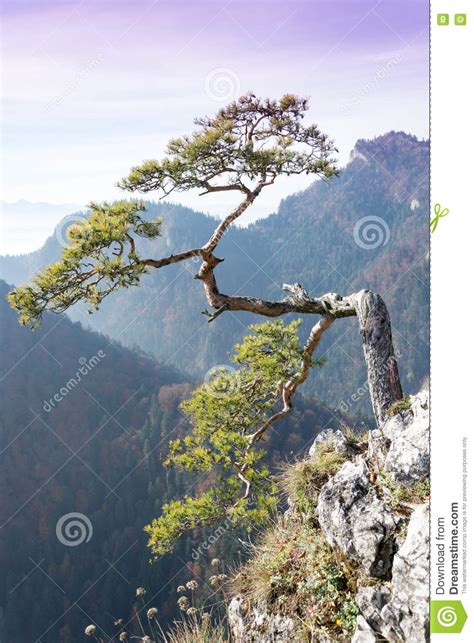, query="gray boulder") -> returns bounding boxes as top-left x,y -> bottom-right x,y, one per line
384,391 -> 429,485
228,596 -> 297,642
351,505 -> 429,642
380,504 -> 429,642
351,616 -> 378,642
317,457 -> 398,576
309,428 -> 355,458
367,390 -> 429,485
356,584 -> 391,632
366,429 -> 391,470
